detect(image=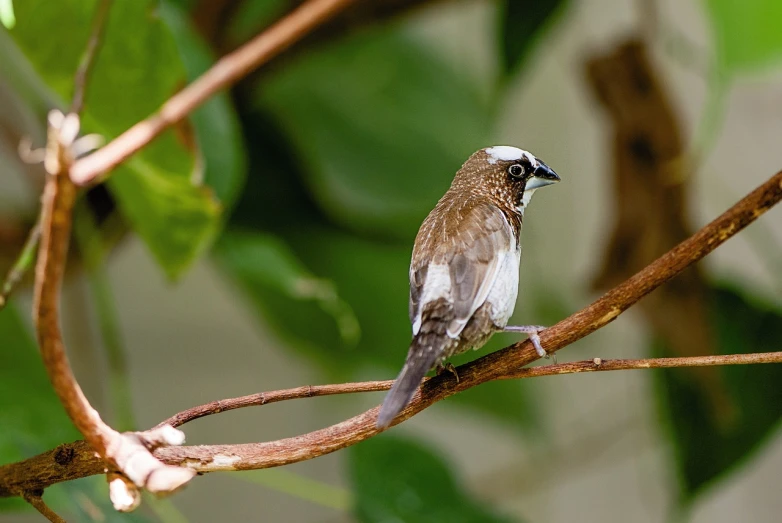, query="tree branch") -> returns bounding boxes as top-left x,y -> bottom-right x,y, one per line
0,221 -> 41,309
501,351 -> 782,379
158,350 -> 782,430
34,112 -> 195,506
157,381 -> 395,429
3,169 -> 780,495
70,0 -> 113,114
22,491 -> 66,523
23,0 -> 198,507
0,0 -> 112,309
69,0 -> 356,185
0,0 -> 360,510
